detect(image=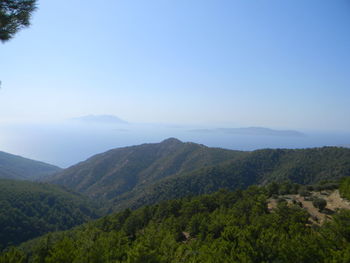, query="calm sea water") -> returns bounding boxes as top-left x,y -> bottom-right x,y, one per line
1,122 -> 349,168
